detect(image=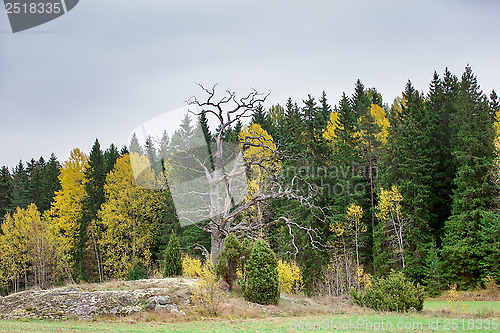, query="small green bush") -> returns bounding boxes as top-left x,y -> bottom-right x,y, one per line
127,262 -> 148,281
163,233 -> 182,277
244,239 -> 280,305
351,270 -> 426,312
216,233 -> 241,291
